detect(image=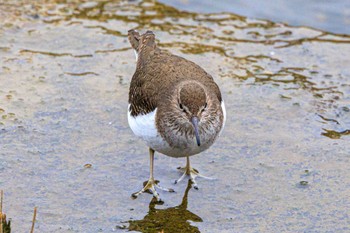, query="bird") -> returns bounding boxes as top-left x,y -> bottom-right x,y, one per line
127,29 -> 226,201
